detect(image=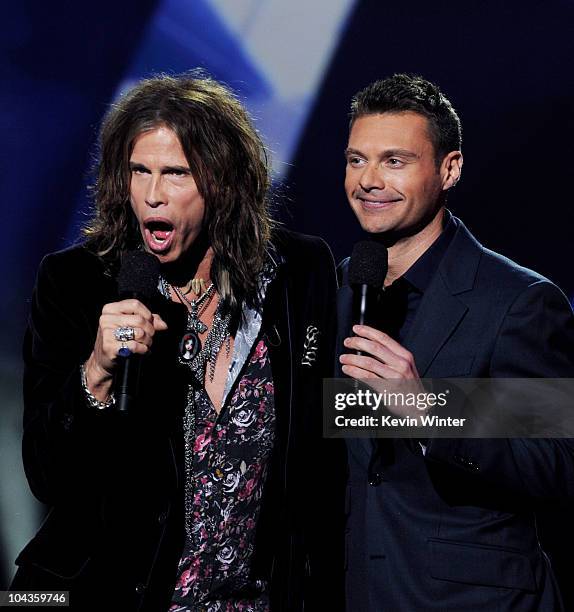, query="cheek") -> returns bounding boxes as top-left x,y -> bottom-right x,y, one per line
129,182 -> 144,212
179,197 -> 206,235
193,195 -> 206,225
388,173 -> 409,193
128,195 -> 139,219
394,174 -> 427,201
418,176 -> 442,200
344,173 -> 356,196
